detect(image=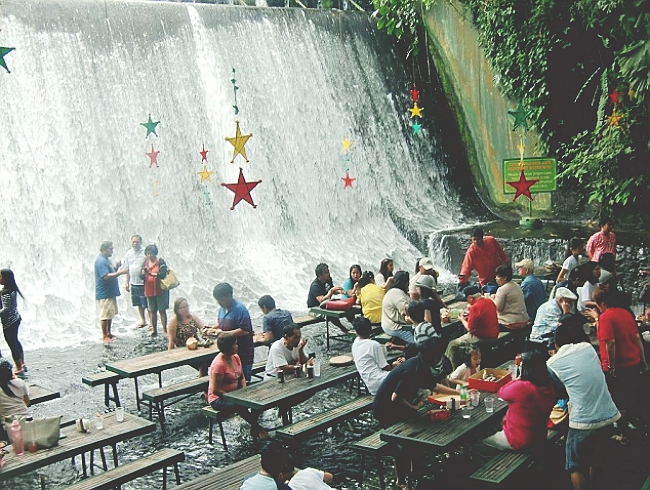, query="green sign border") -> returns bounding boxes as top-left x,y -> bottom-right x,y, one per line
503,158 -> 557,194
